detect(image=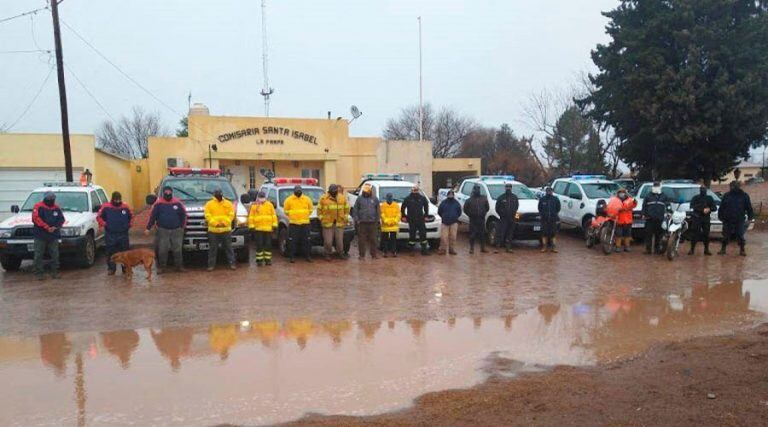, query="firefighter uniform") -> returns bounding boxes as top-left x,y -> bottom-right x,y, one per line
380,200 -> 401,256
248,200 -> 278,265
283,192 -> 314,262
